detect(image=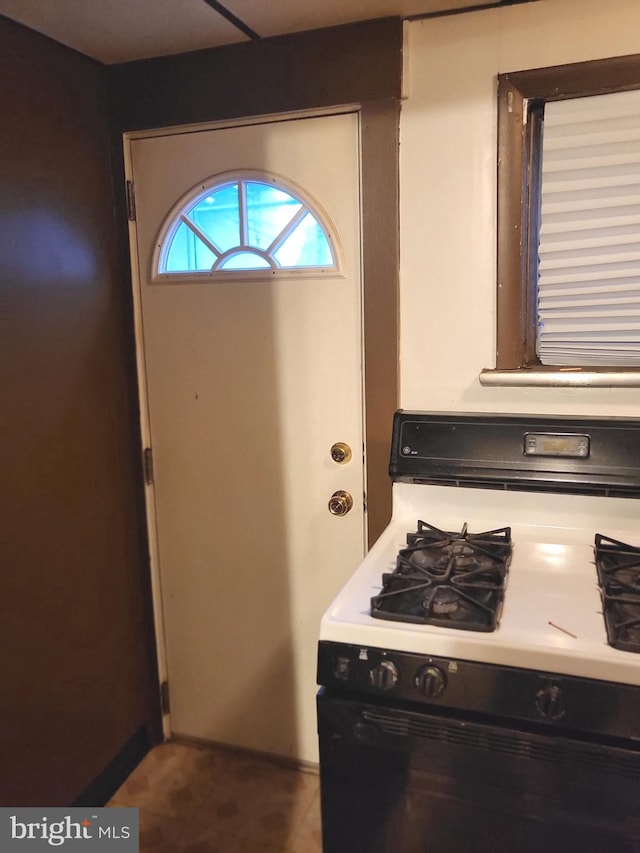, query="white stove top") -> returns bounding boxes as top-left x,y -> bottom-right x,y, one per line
320,482 -> 640,686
